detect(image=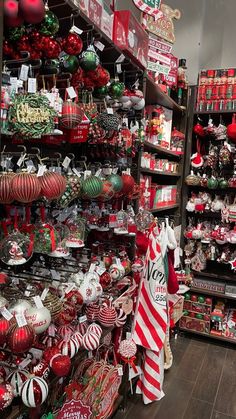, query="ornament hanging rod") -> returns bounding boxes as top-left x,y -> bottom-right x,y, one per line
0,145 -> 44,159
